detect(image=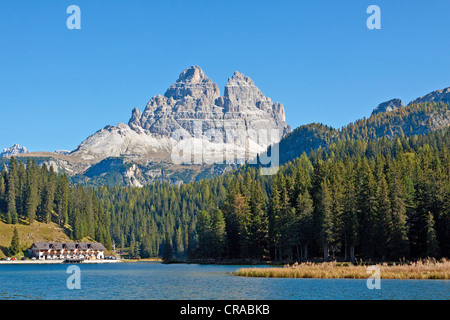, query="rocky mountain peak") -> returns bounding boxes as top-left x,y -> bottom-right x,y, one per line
221,71 -> 286,124
408,86 -> 450,105
176,65 -> 208,83
372,98 -> 404,115
75,66 -> 291,161
1,144 -> 28,157
163,66 -> 220,104
228,71 -> 255,86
